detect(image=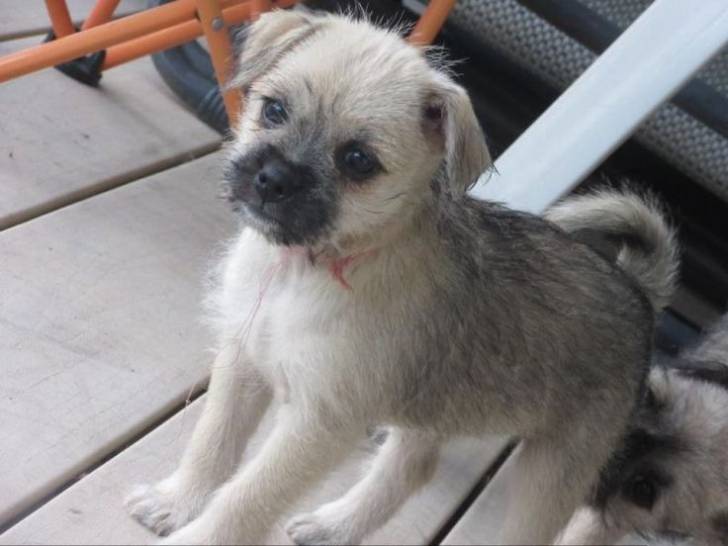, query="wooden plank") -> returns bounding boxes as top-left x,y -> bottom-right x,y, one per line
0,153 -> 234,528
440,449 -> 513,545
0,1 -> 147,41
0,394 -> 508,545
441,451 -> 652,546
0,36 -> 221,230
